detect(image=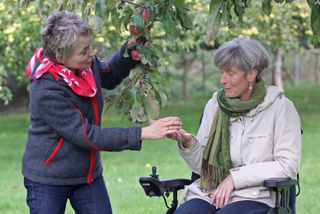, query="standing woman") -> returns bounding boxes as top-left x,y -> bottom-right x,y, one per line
169,38 -> 301,214
22,11 -> 182,214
